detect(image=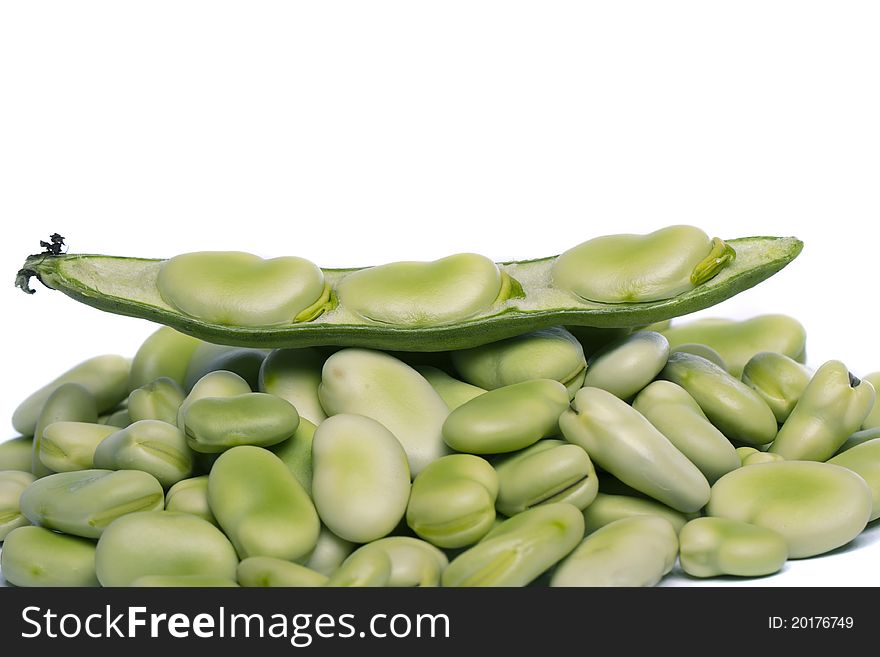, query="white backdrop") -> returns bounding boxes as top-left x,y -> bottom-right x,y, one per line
1,1 -> 878,586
